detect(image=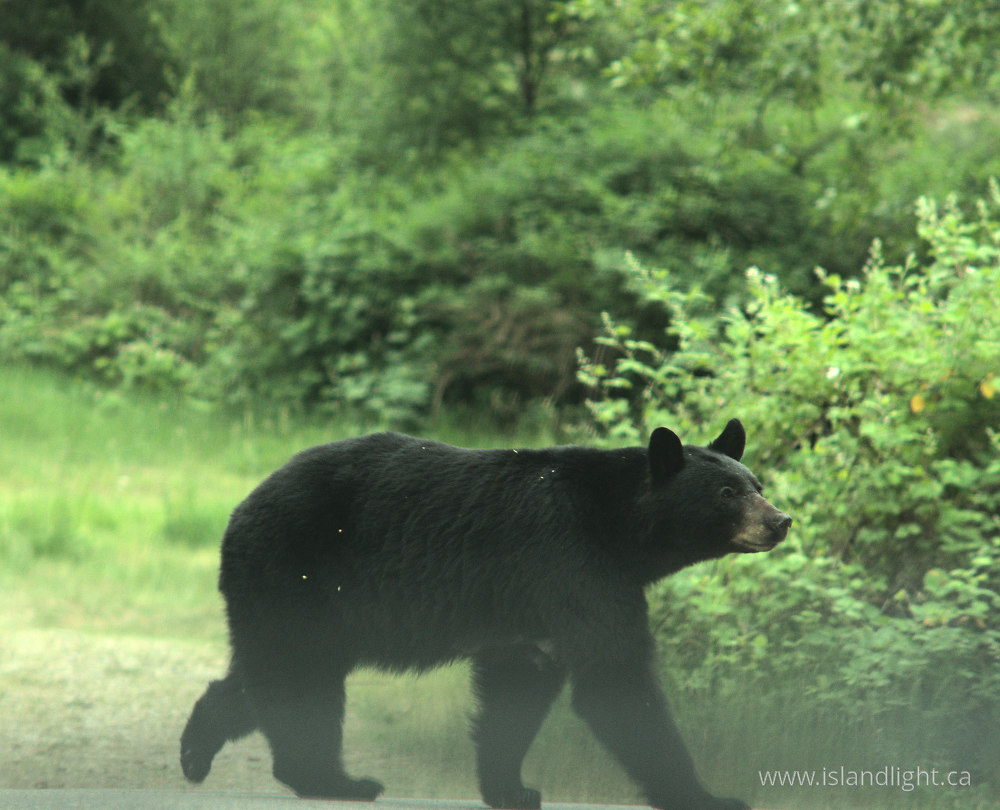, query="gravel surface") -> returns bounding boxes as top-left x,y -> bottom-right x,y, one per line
0,626 -> 776,809
0,626 -> 275,793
